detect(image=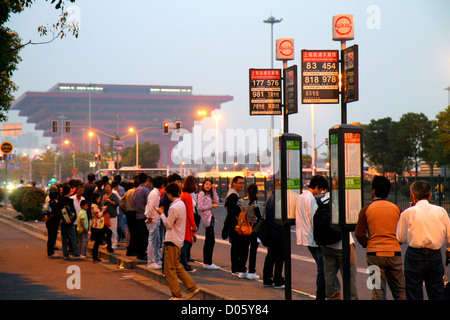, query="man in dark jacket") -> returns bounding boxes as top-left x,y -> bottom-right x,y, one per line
262,192 -> 285,288
60,184 -> 80,259
223,176 -> 245,275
